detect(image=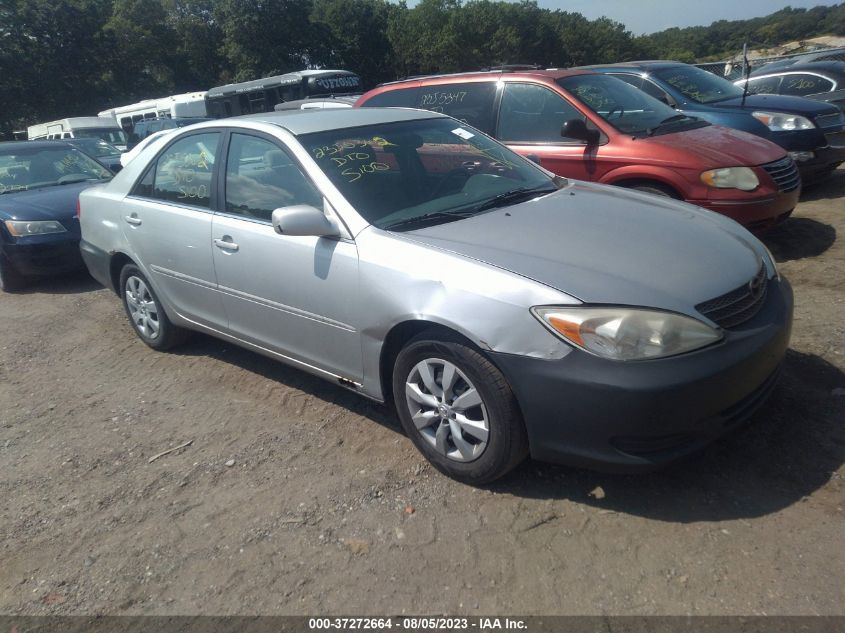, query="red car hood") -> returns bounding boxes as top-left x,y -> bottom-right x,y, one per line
644,124 -> 786,168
